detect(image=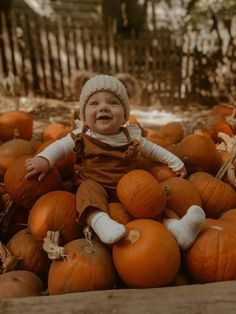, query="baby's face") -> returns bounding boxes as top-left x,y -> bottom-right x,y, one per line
84,91 -> 125,135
